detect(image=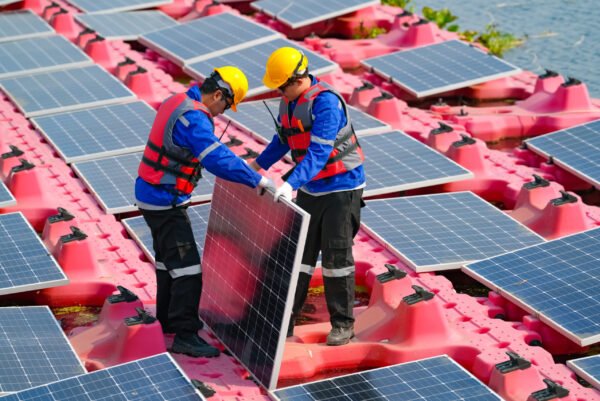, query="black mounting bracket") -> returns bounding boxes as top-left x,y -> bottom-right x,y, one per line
59,226 -> 88,243
376,263 -> 407,283
48,207 -> 75,224
403,285 -> 435,305
451,134 -> 476,148
430,122 -> 454,135
523,174 -> 550,190
529,379 -> 569,401
495,351 -> 532,374
124,307 -> 157,326
550,190 -> 577,206
108,286 -> 139,304
11,159 -> 34,173
1,145 -> 24,159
